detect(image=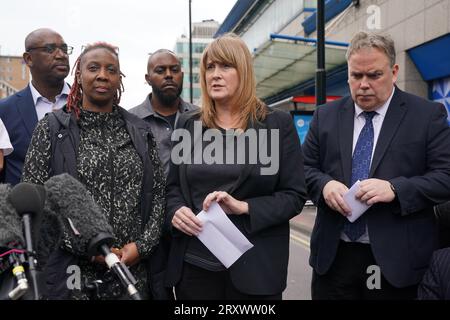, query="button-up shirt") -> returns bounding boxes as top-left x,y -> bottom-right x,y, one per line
128,93 -> 198,177
29,81 -> 70,121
